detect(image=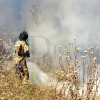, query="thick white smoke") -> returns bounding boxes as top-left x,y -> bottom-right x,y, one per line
20,0 -> 100,60
27,61 -> 100,96
0,0 -> 100,96
0,0 -> 100,58
27,61 -> 49,84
